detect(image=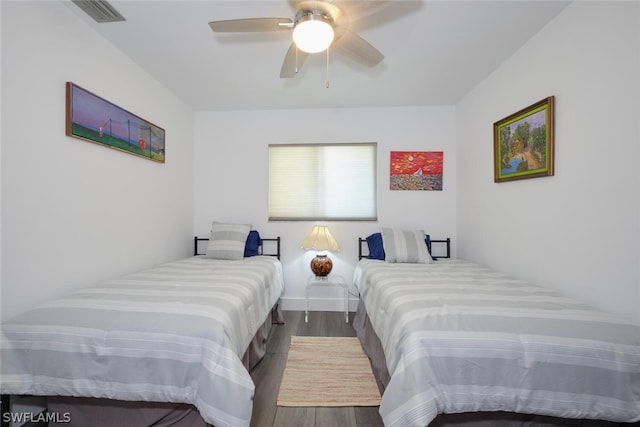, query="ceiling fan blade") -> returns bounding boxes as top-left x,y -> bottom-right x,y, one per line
280,43 -> 309,78
331,27 -> 383,67
209,18 -> 292,33
333,1 -> 392,24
